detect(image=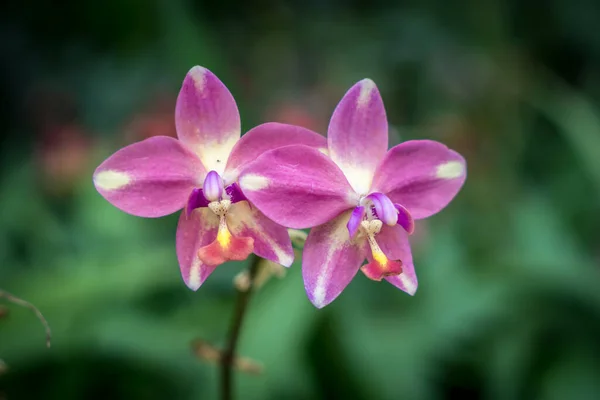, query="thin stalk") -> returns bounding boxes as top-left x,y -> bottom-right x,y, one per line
220,256 -> 261,400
